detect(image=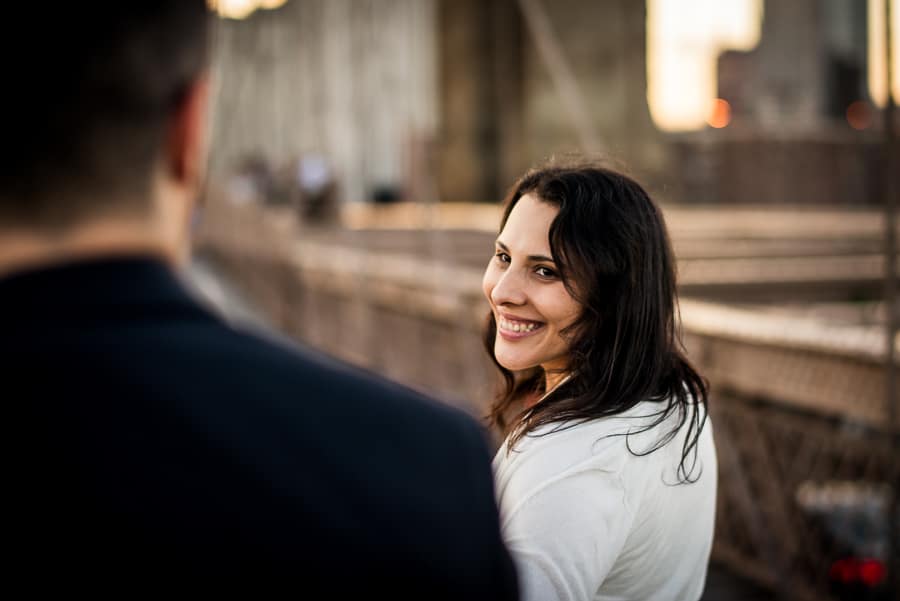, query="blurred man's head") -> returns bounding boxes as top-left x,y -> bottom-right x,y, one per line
0,3 -> 212,266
